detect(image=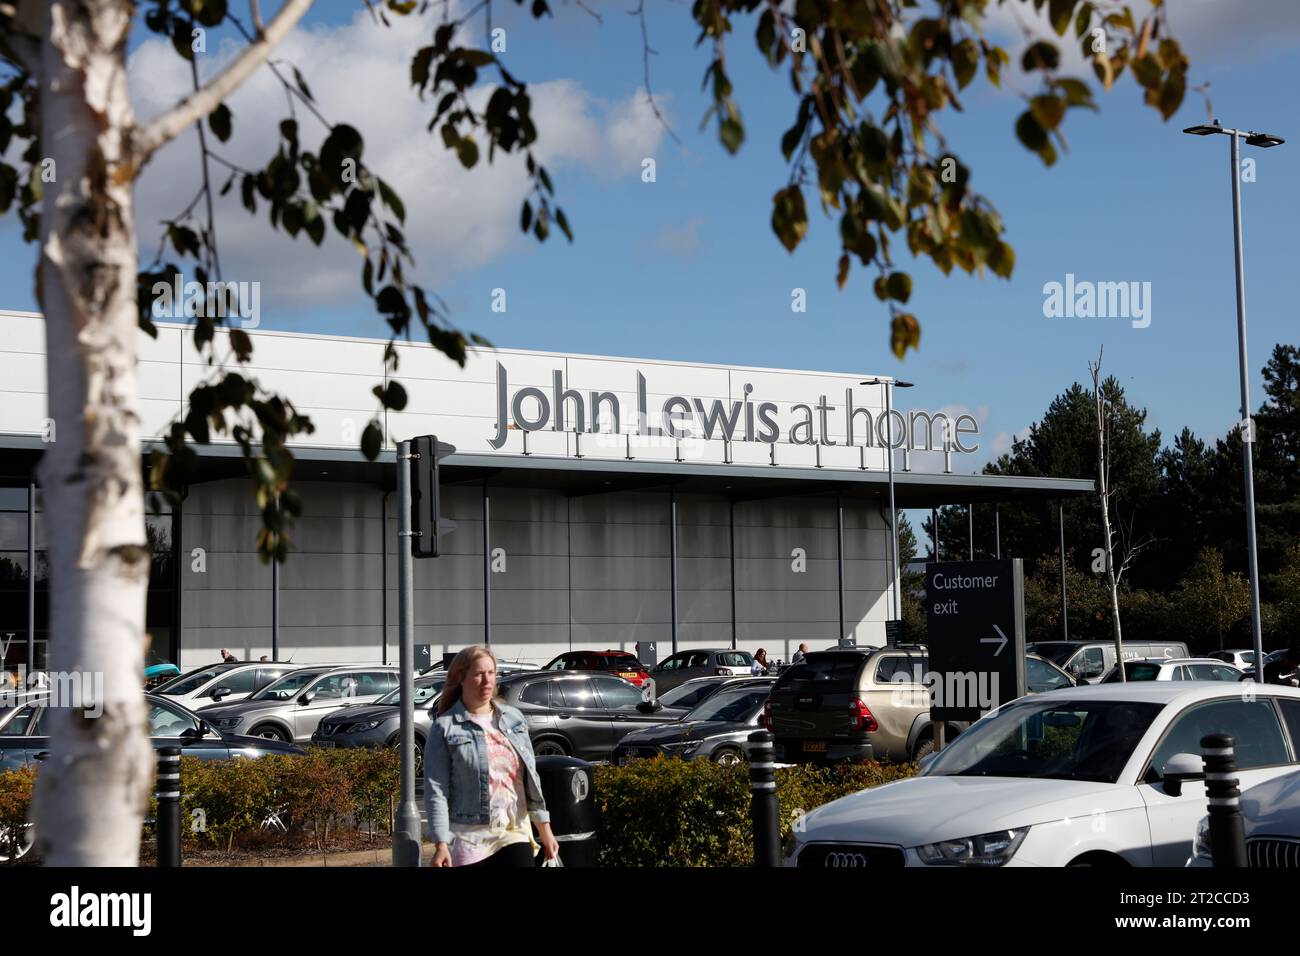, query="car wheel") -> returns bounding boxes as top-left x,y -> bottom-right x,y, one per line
711,746 -> 744,766
250,724 -> 289,742
0,823 -> 34,862
387,734 -> 426,776
911,736 -> 935,761
532,738 -> 569,757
